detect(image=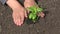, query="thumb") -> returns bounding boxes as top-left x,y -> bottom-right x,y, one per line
24,11 -> 27,18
